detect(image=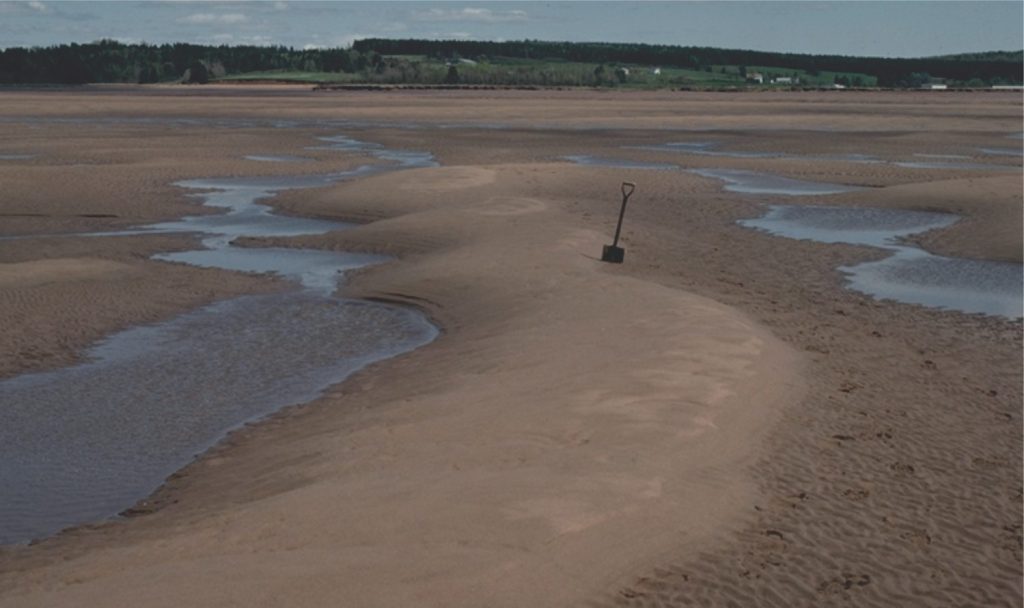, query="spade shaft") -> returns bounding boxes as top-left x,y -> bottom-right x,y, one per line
601,182 -> 635,264
610,181 -> 635,247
